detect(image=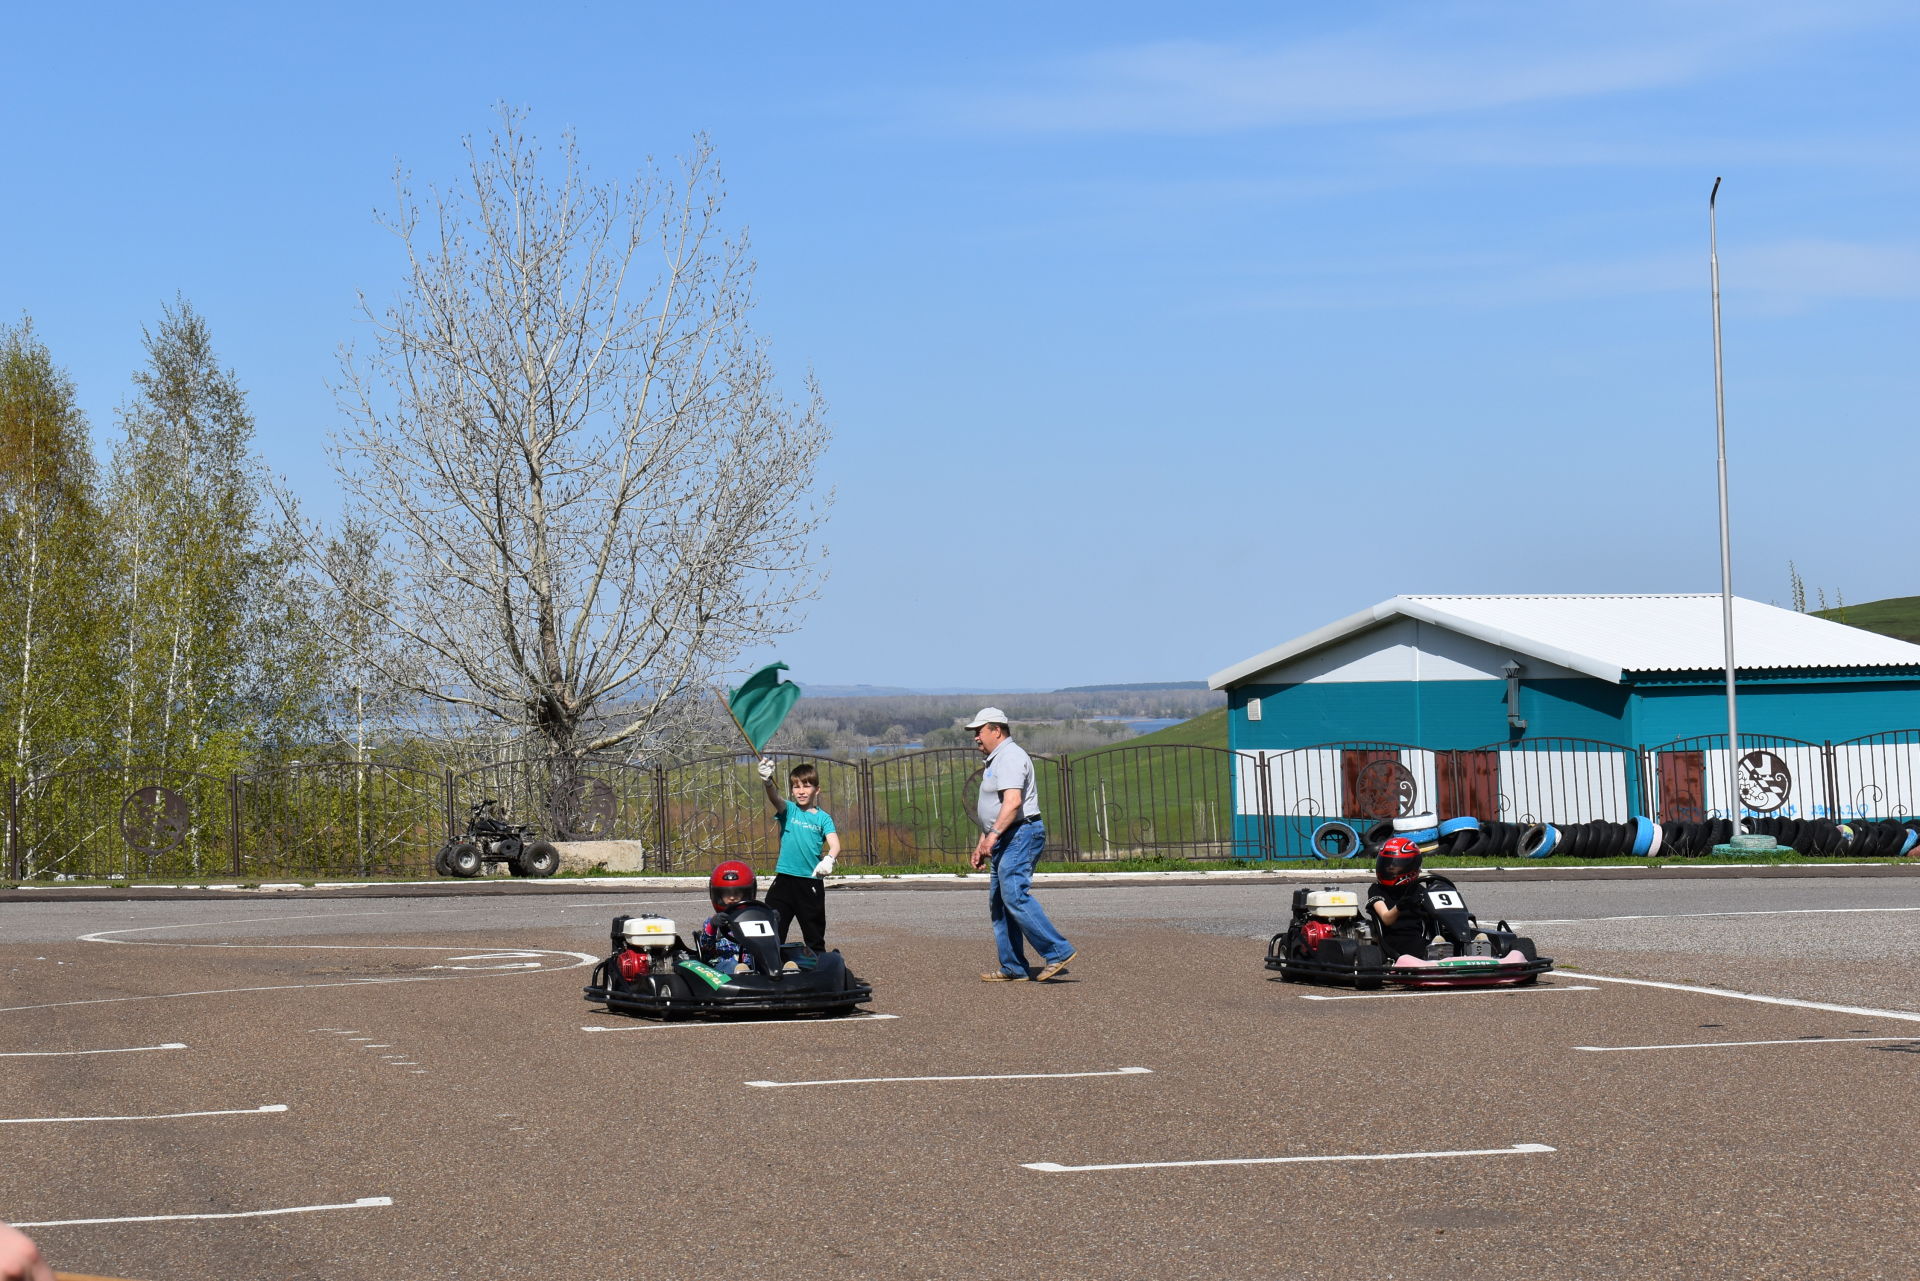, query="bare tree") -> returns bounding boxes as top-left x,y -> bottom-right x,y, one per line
331,111 -> 829,780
